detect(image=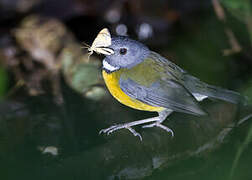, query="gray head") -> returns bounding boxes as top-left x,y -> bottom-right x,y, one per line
102,36 -> 150,73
